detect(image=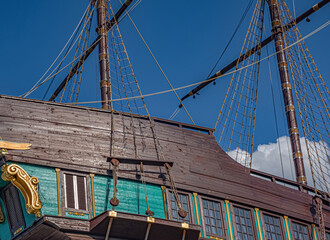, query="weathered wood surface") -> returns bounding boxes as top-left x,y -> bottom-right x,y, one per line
0,95 -> 328,227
